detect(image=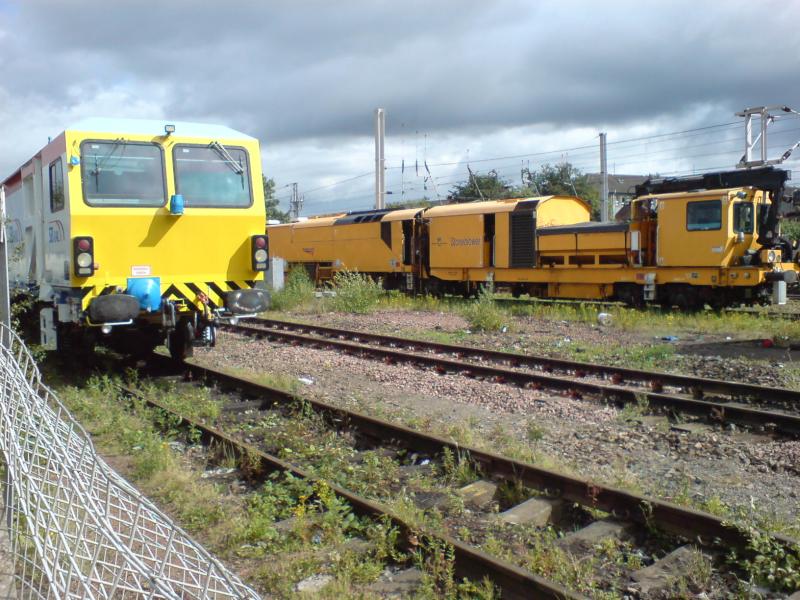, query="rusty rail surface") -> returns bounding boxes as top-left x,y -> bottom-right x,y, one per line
133,356 -> 581,600
223,319 -> 800,436
173,357 -> 797,551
